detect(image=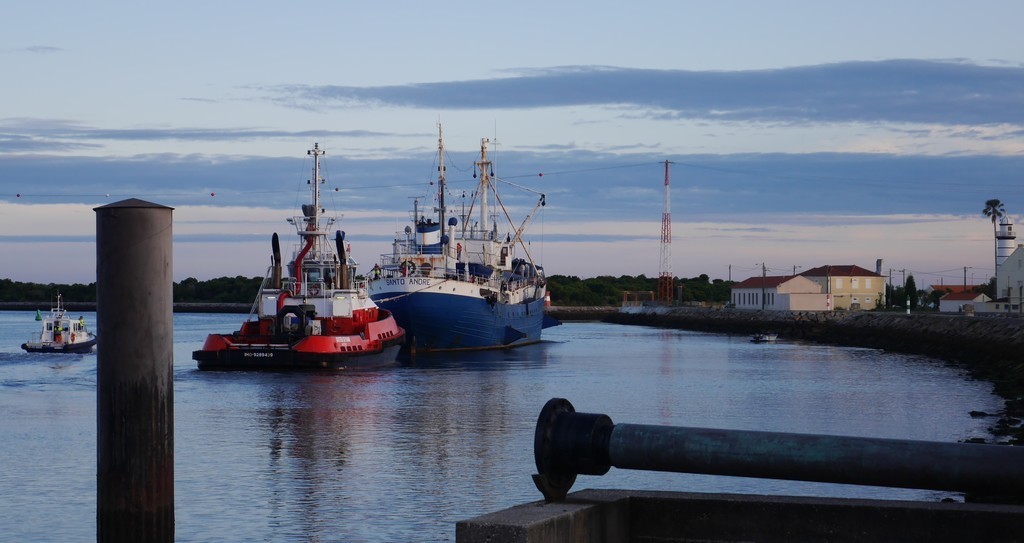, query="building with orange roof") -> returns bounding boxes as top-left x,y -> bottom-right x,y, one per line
800,265 -> 885,310
730,275 -> 828,311
926,284 -> 985,295
938,291 -> 991,313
